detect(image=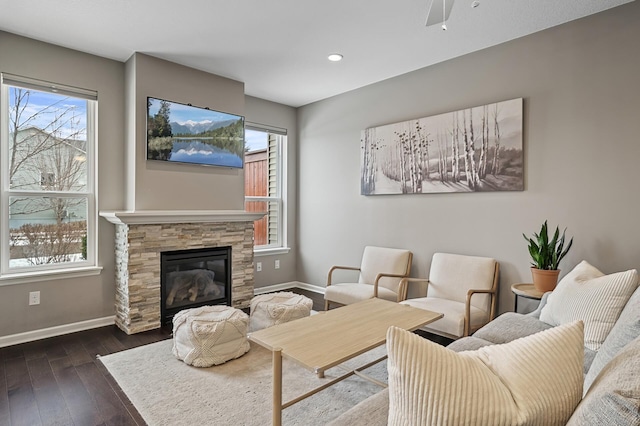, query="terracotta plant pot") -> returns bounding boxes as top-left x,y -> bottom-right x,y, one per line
531,268 -> 560,292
